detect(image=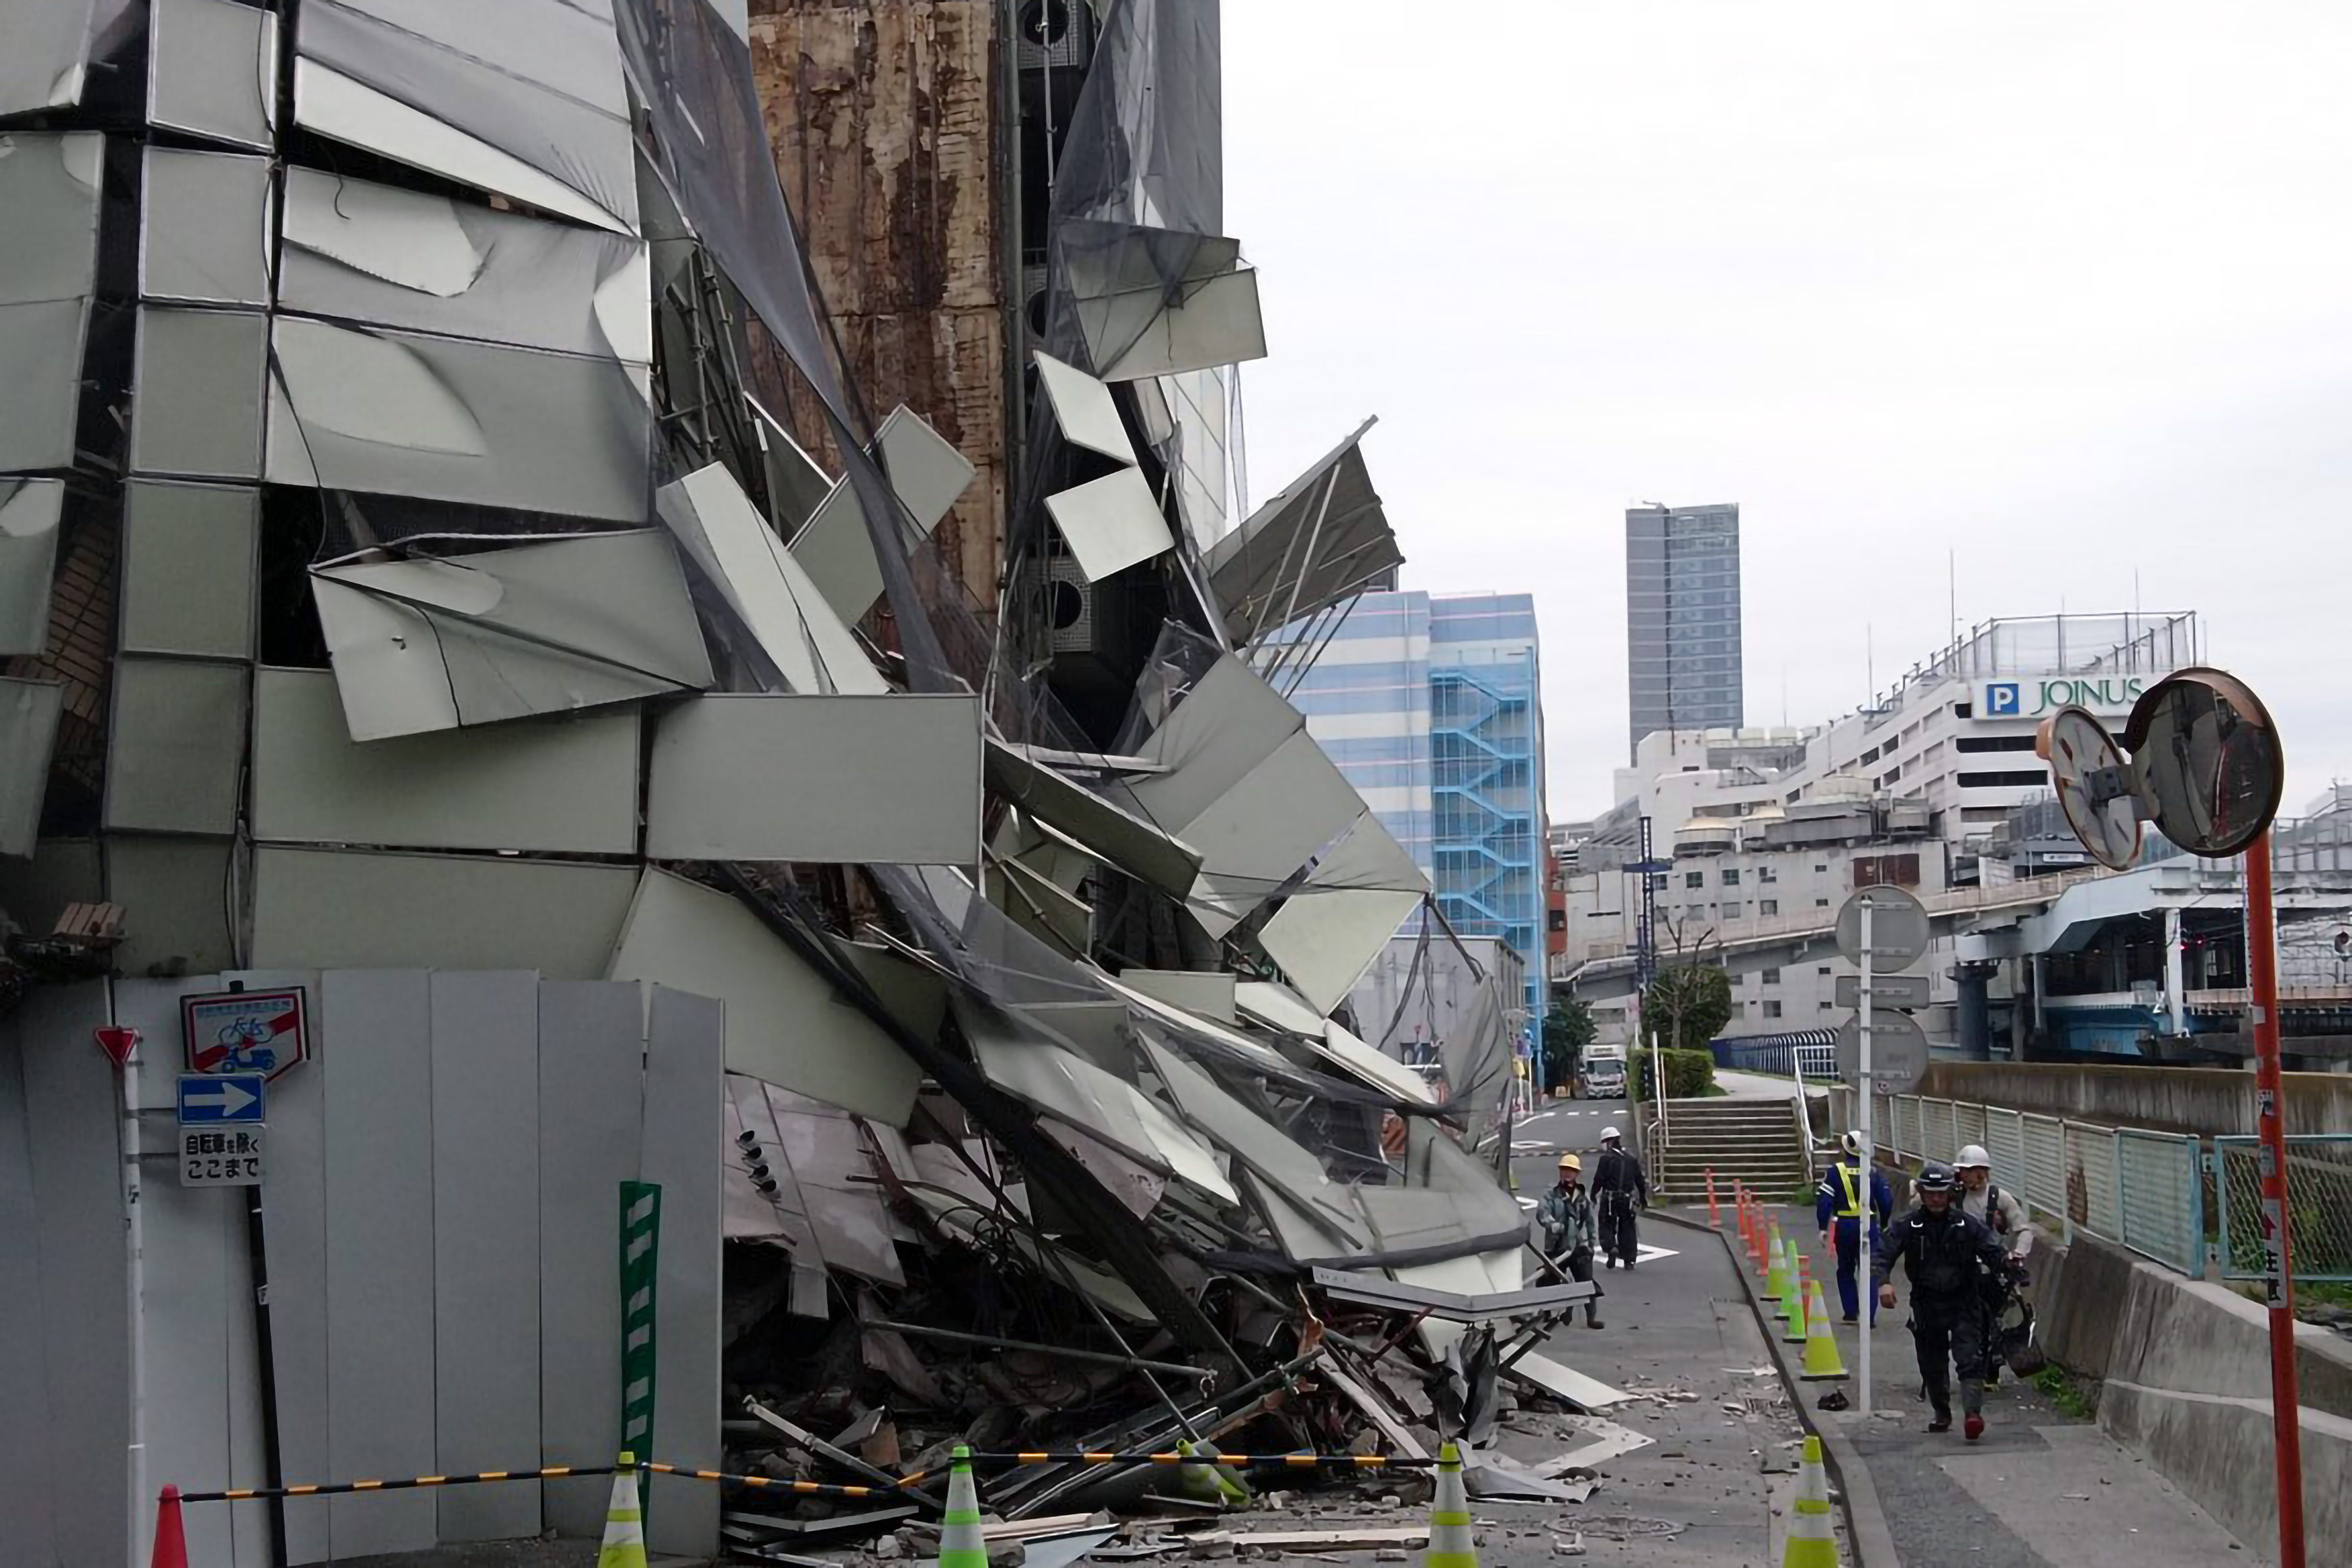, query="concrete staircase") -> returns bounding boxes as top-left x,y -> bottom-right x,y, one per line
1648,1096 -> 1813,1202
